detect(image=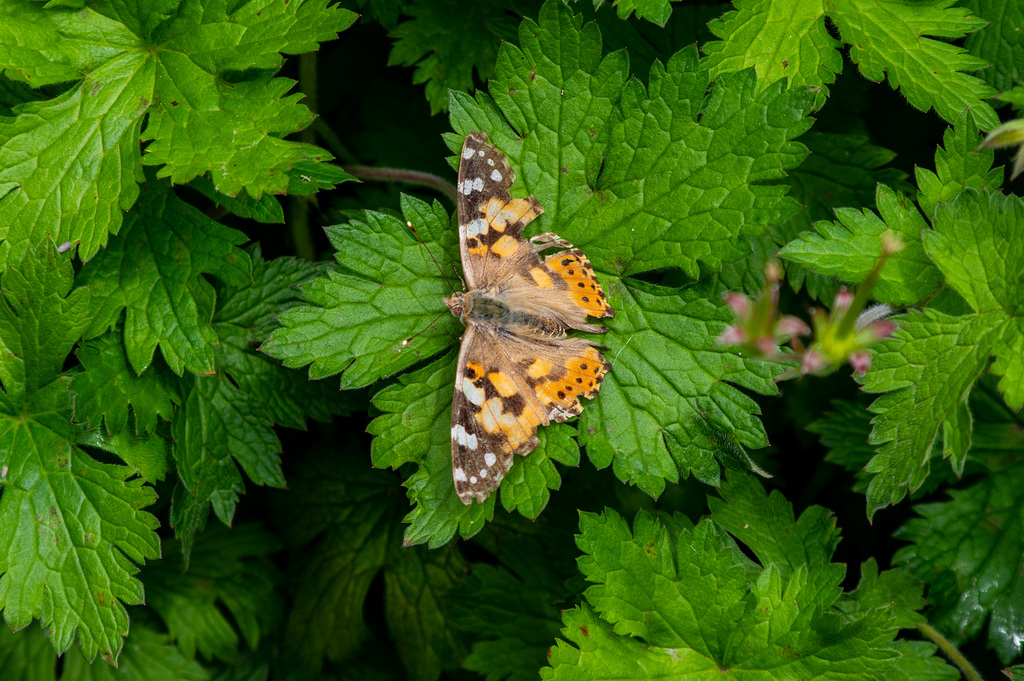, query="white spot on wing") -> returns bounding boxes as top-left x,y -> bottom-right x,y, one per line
484,452 -> 497,467
463,146 -> 475,159
461,179 -> 474,195
466,218 -> 487,237
454,467 -> 468,482
478,150 -> 485,157
452,424 -> 478,450
490,169 -> 502,182
470,475 -> 478,483
479,469 -> 488,478
487,158 -> 495,166
472,177 -> 484,191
